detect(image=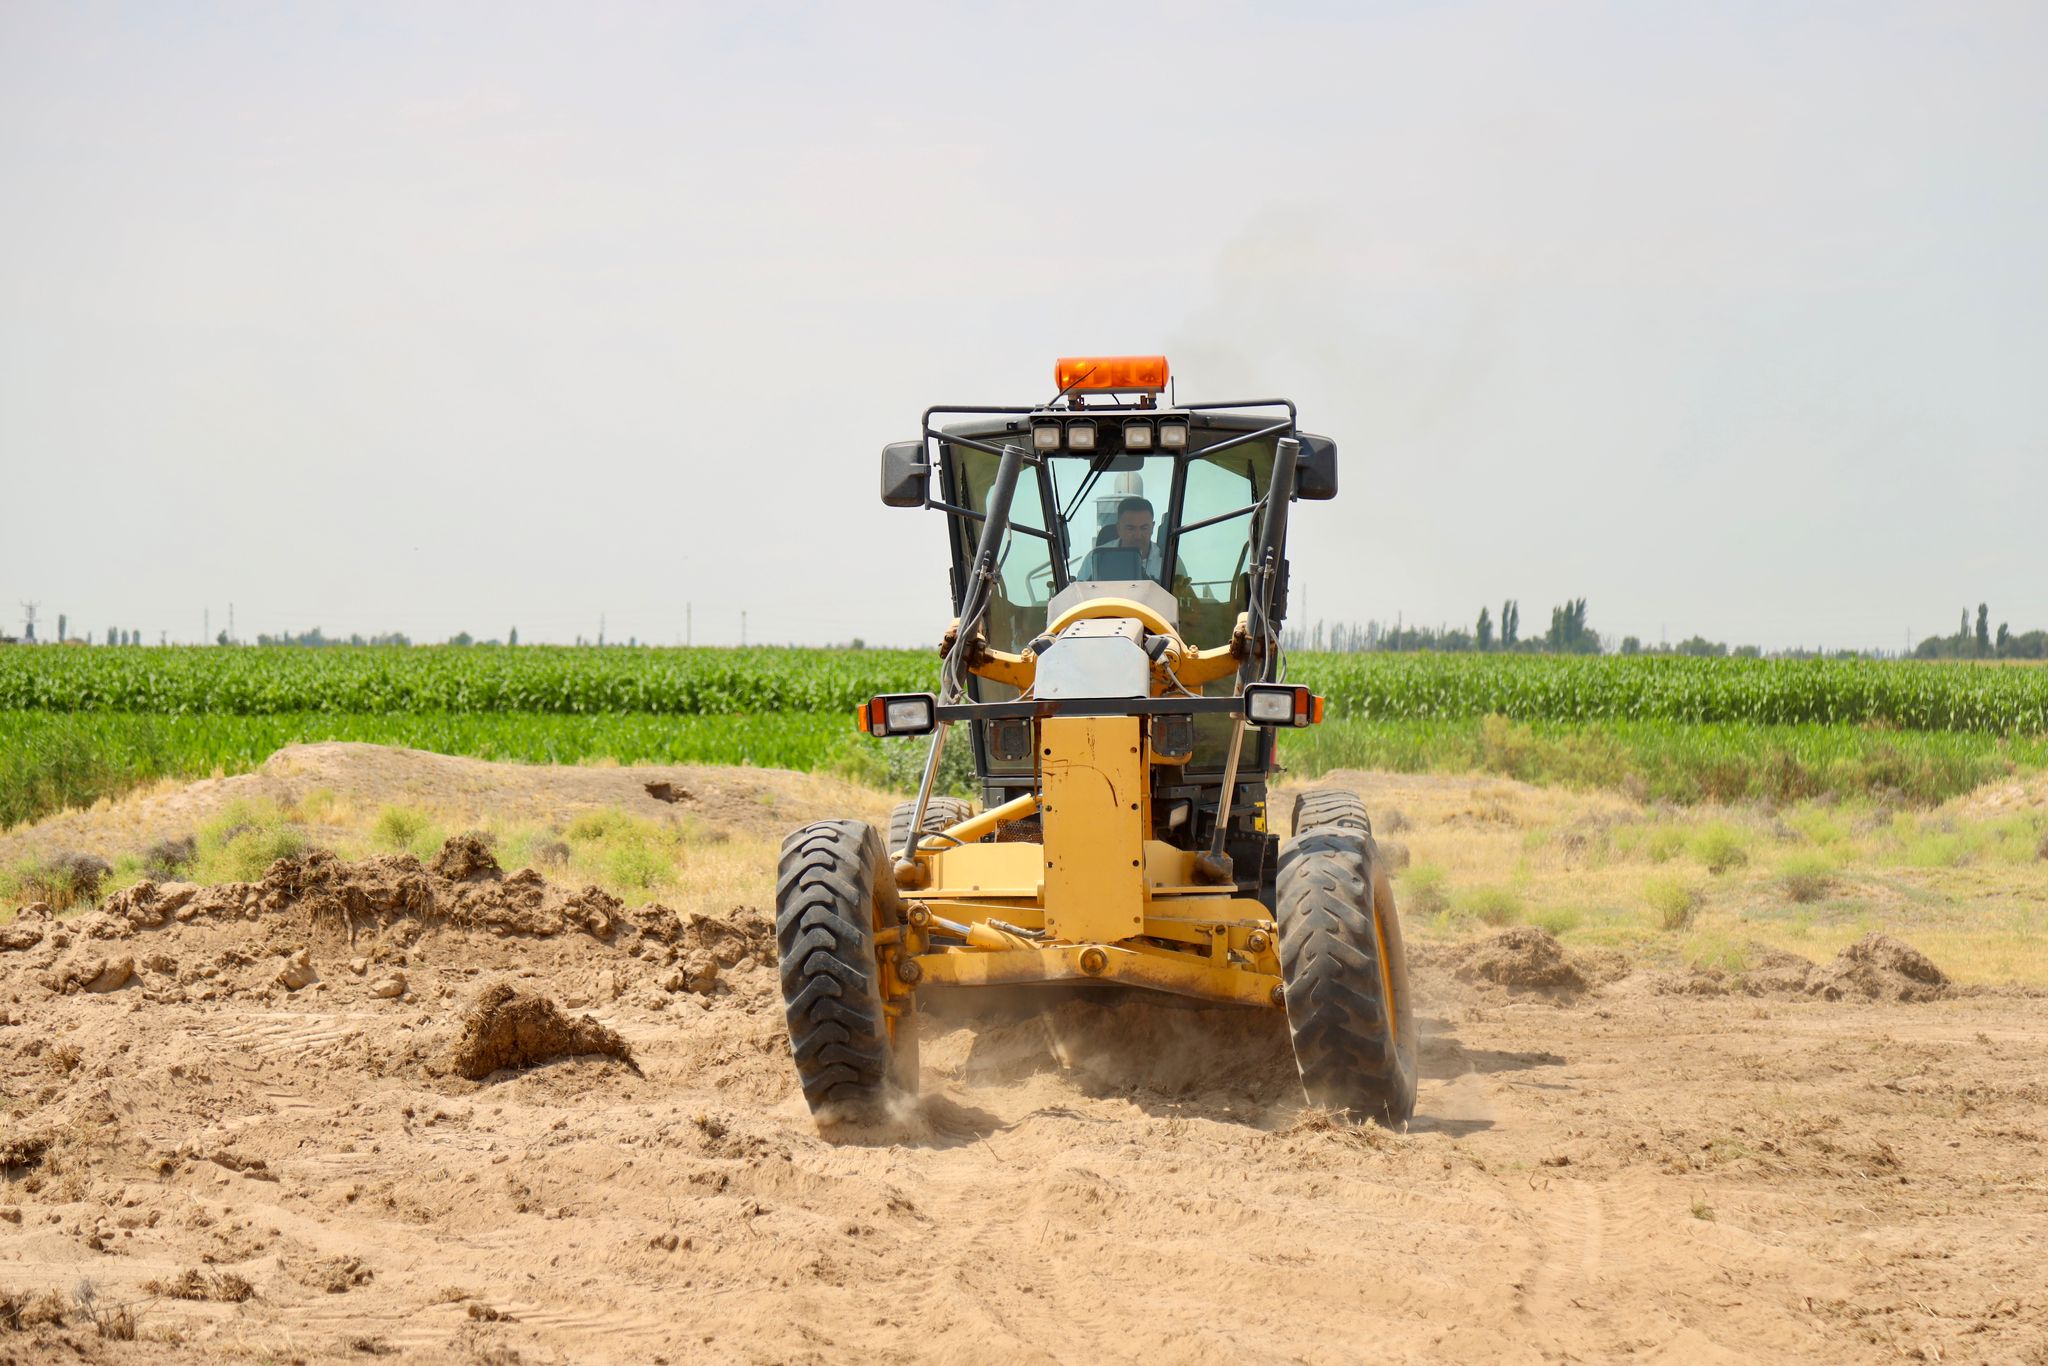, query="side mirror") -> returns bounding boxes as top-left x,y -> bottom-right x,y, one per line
880,440 -> 929,508
1295,433 -> 1338,500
